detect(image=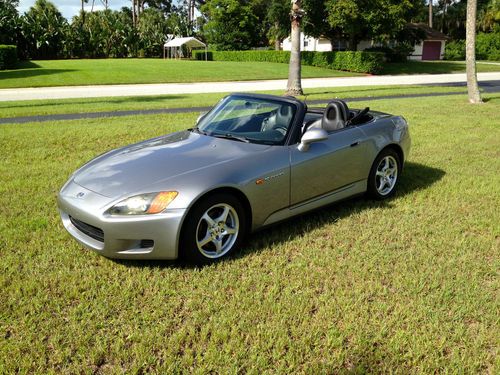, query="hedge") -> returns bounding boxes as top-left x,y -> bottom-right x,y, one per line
0,45 -> 18,70
193,50 -> 385,74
